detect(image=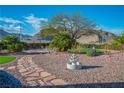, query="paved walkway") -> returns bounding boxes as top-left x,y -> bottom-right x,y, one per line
0,55 -> 67,87
16,55 -> 67,87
